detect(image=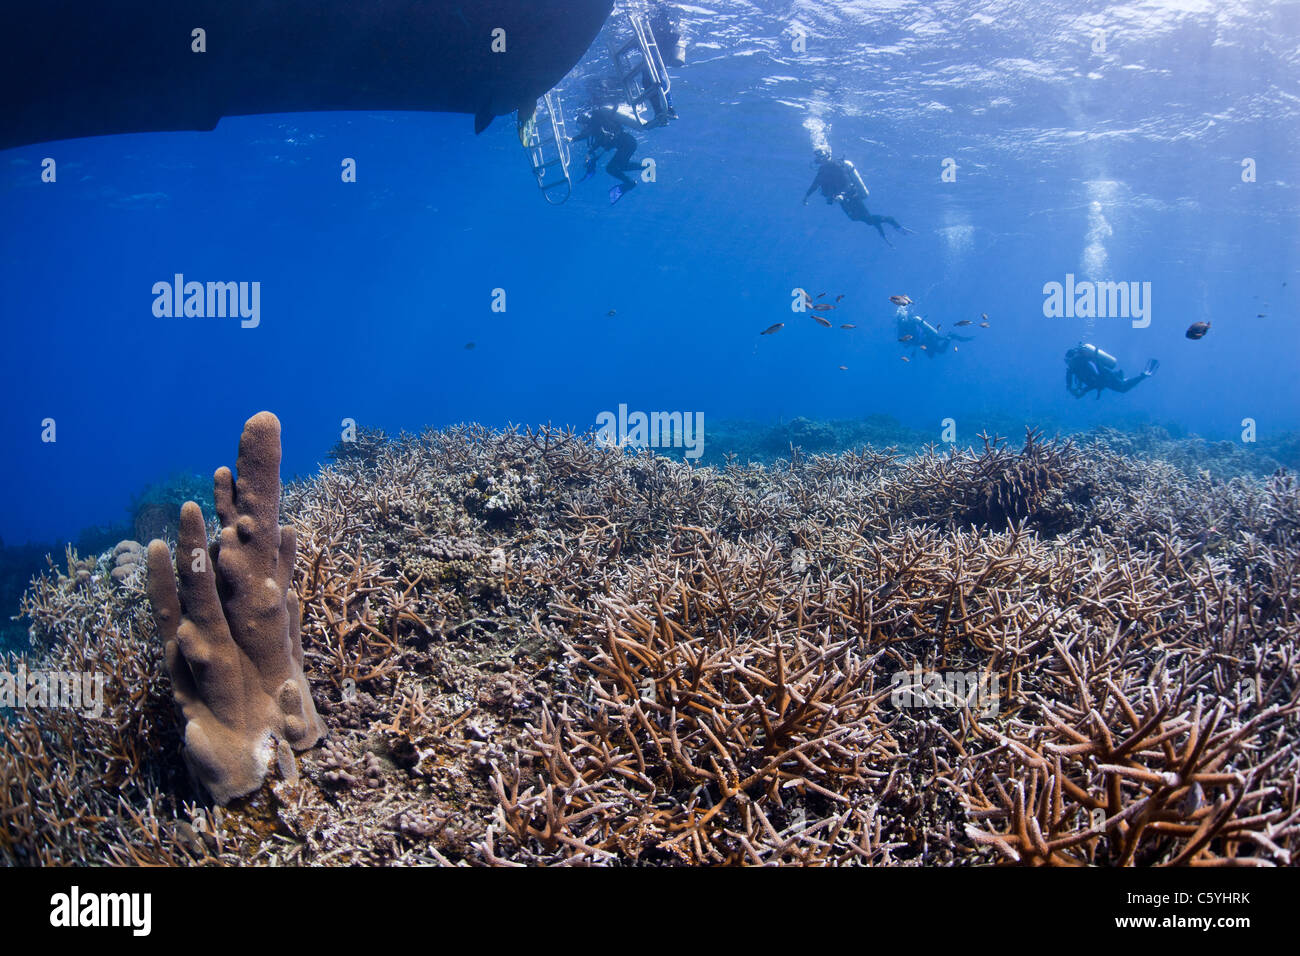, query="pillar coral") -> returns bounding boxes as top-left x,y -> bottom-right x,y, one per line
146,412 -> 325,804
